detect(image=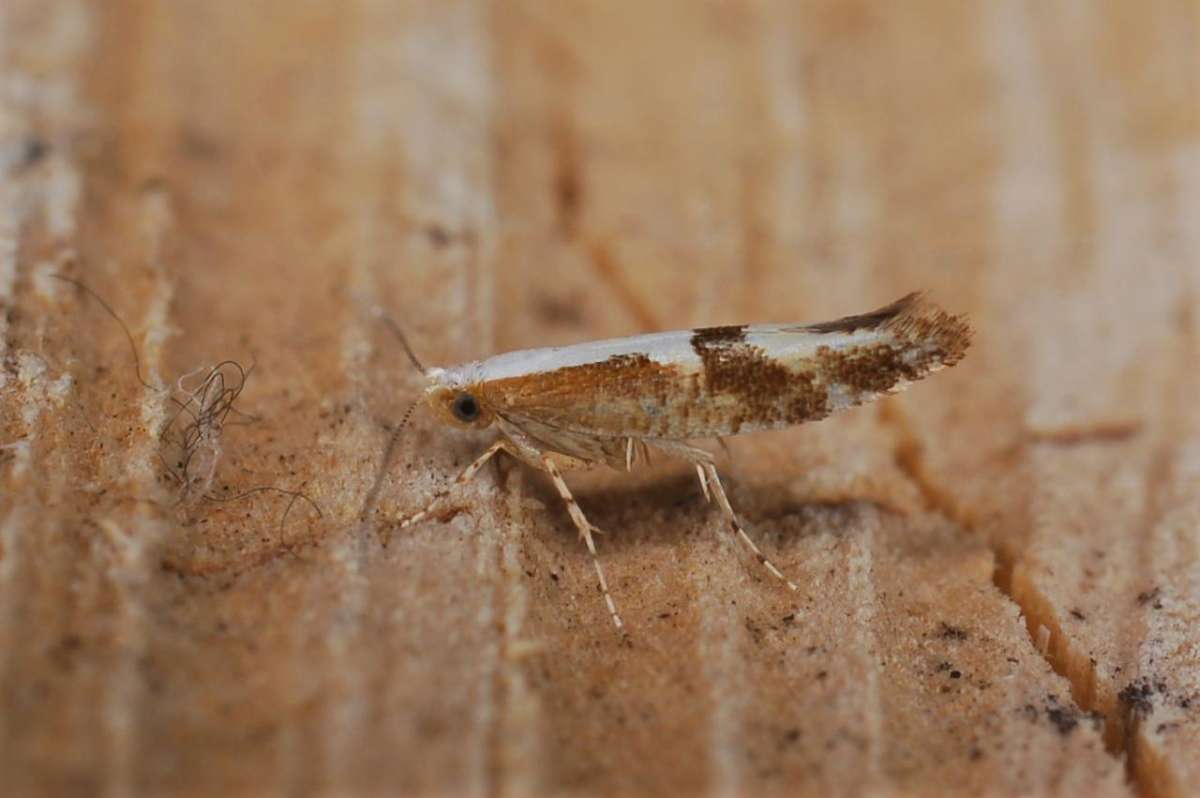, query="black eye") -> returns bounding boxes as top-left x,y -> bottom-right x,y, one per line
451,392 -> 480,422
